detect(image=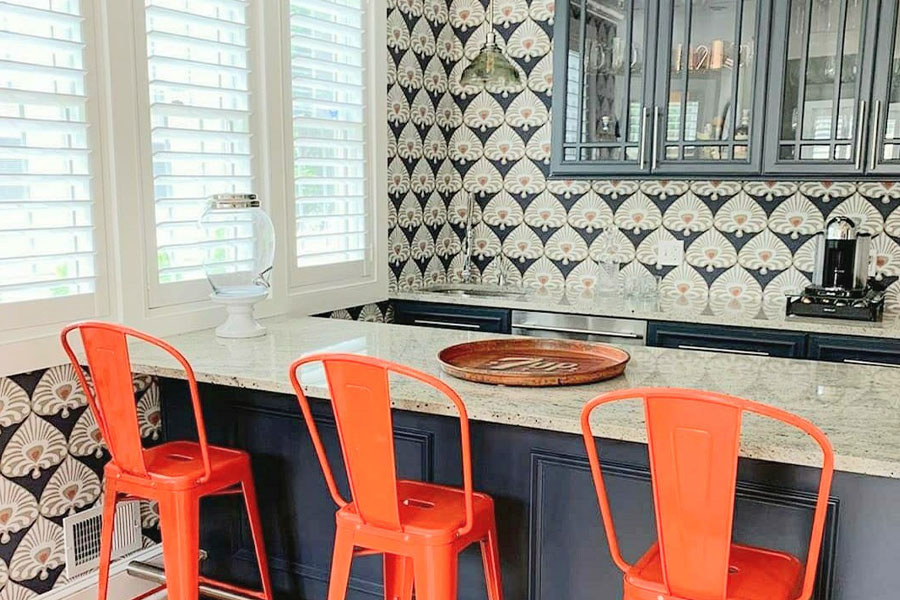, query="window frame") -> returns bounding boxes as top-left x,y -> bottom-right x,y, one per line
278,0 -> 387,312
132,0 -> 267,309
0,0 -> 112,333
